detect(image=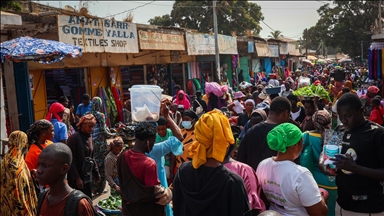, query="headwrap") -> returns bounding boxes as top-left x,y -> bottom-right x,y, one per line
188,110 -> 235,169
205,82 -> 228,98
26,119 -> 53,145
46,102 -> 65,122
267,123 -> 302,153
344,80 -> 352,90
251,109 -> 267,121
182,110 -> 198,120
0,131 -> 38,215
91,96 -> 102,116
368,86 -> 380,94
312,110 -> 331,132
108,137 -> 123,151
76,113 -> 96,128
233,91 -> 246,99
173,90 -> 191,109
244,99 -> 255,106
